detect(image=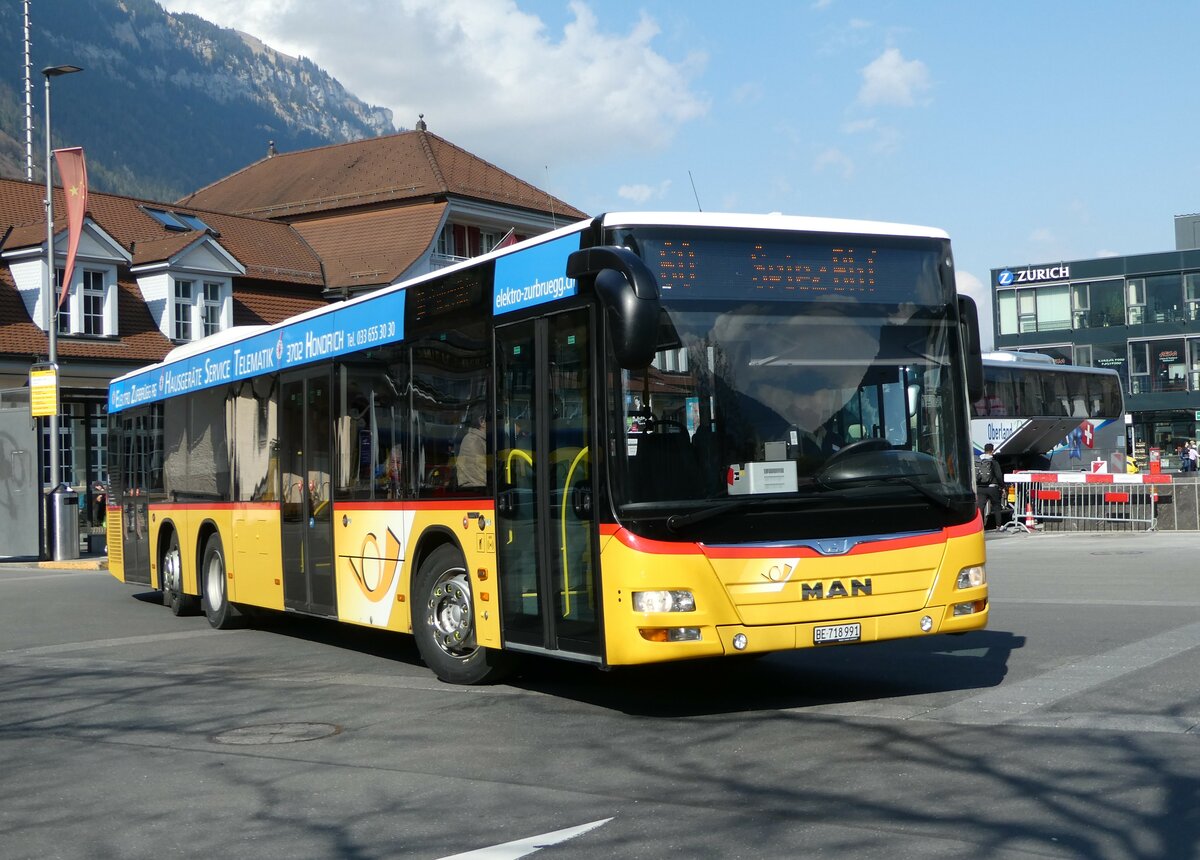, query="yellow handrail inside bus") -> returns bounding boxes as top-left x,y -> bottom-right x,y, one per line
505,448 -> 533,483
560,446 -> 589,617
